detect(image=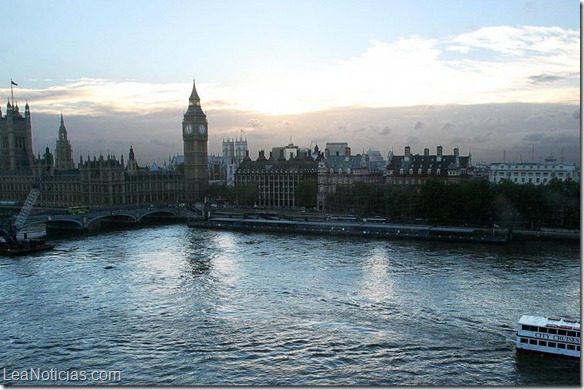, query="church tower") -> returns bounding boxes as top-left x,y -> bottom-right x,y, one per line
0,100 -> 35,172
55,113 -> 75,170
182,79 -> 208,201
